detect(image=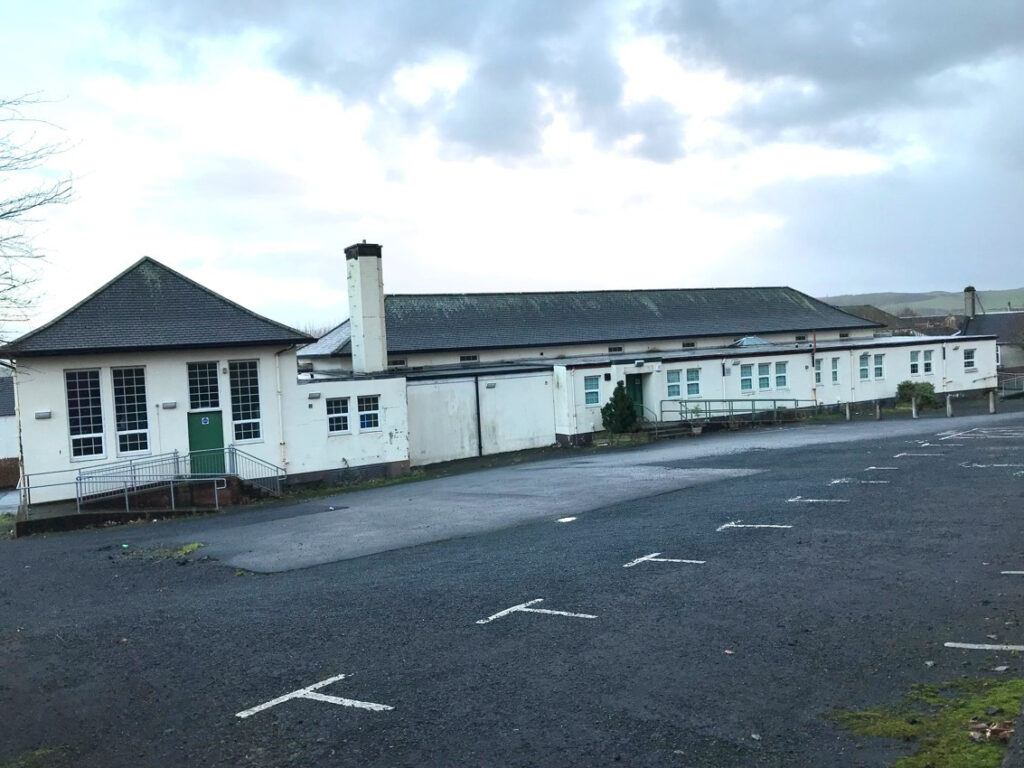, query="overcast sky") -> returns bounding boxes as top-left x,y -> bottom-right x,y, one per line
2,0 -> 1023,334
